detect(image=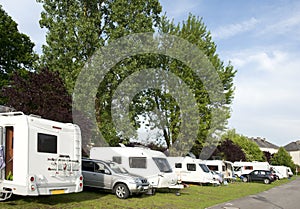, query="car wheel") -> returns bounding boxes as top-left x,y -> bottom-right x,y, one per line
242,176 -> 248,182
264,178 -> 270,184
114,183 -> 130,199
